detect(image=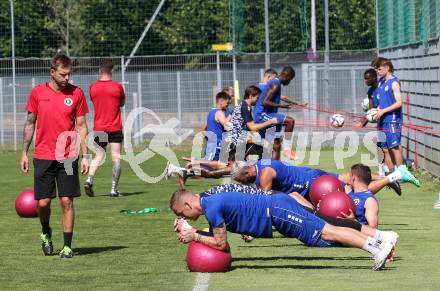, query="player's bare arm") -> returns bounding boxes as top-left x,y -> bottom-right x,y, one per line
176,222 -> 230,251
76,115 -> 89,174
216,110 -> 231,127
246,118 -> 278,132
364,198 -> 379,228
263,84 -> 288,109
21,112 -> 37,173
376,82 -> 402,119
289,191 -> 314,209
281,95 -> 308,107
259,167 -> 276,191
